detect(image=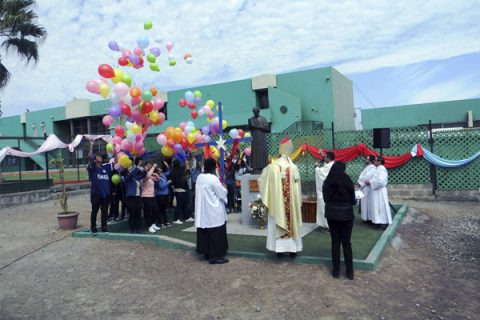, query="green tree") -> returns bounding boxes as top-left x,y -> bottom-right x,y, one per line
0,0 -> 47,89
